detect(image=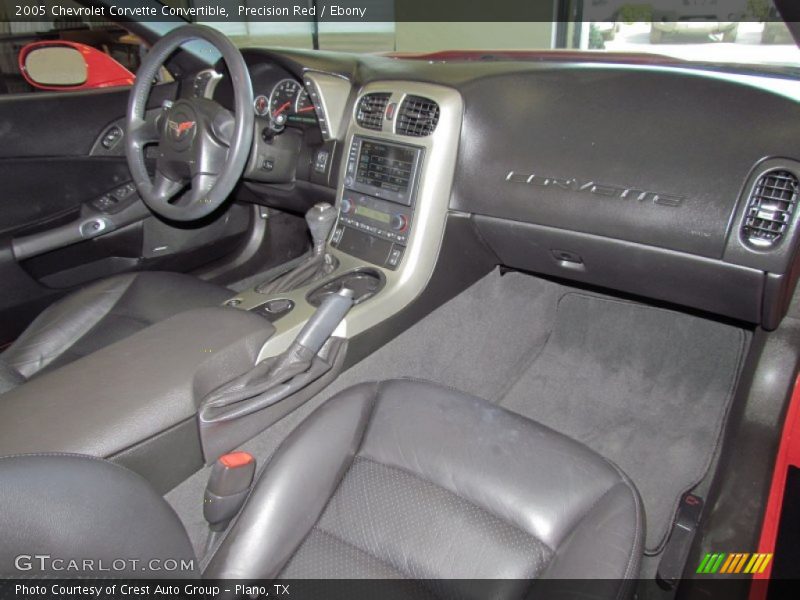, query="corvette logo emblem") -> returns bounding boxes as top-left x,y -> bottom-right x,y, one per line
167,119 -> 196,141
